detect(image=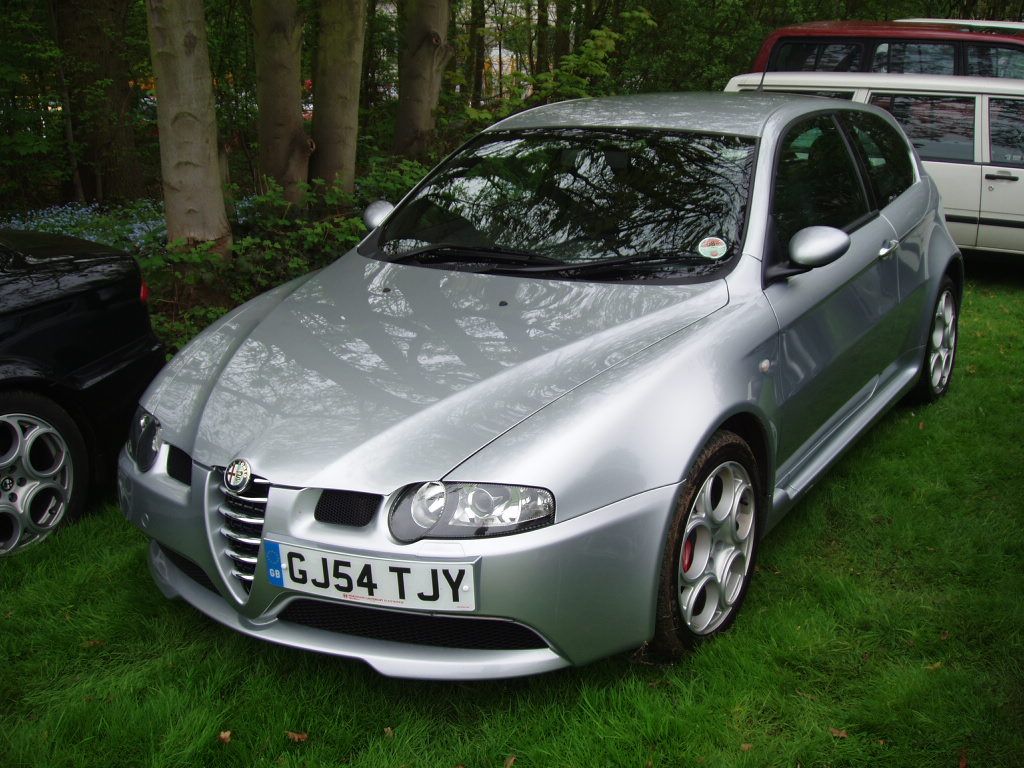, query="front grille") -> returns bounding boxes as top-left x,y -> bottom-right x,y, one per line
314,489 -> 382,527
217,472 -> 270,592
278,598 -> 549,650
160,545 -> 217,593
